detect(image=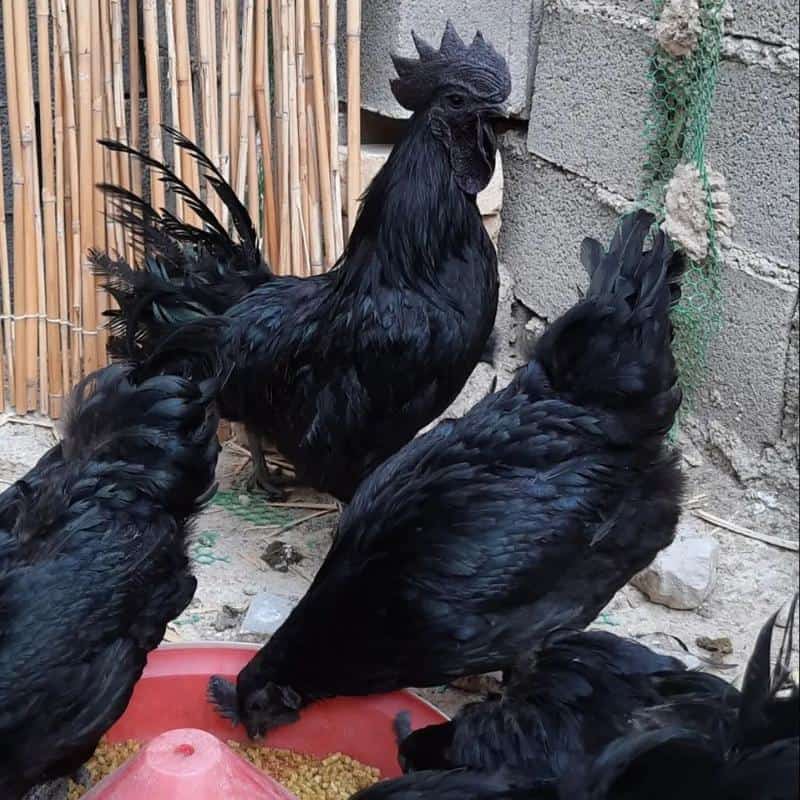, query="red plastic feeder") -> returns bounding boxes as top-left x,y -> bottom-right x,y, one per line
84,643 -> 448,798
86,728 -> 299,799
